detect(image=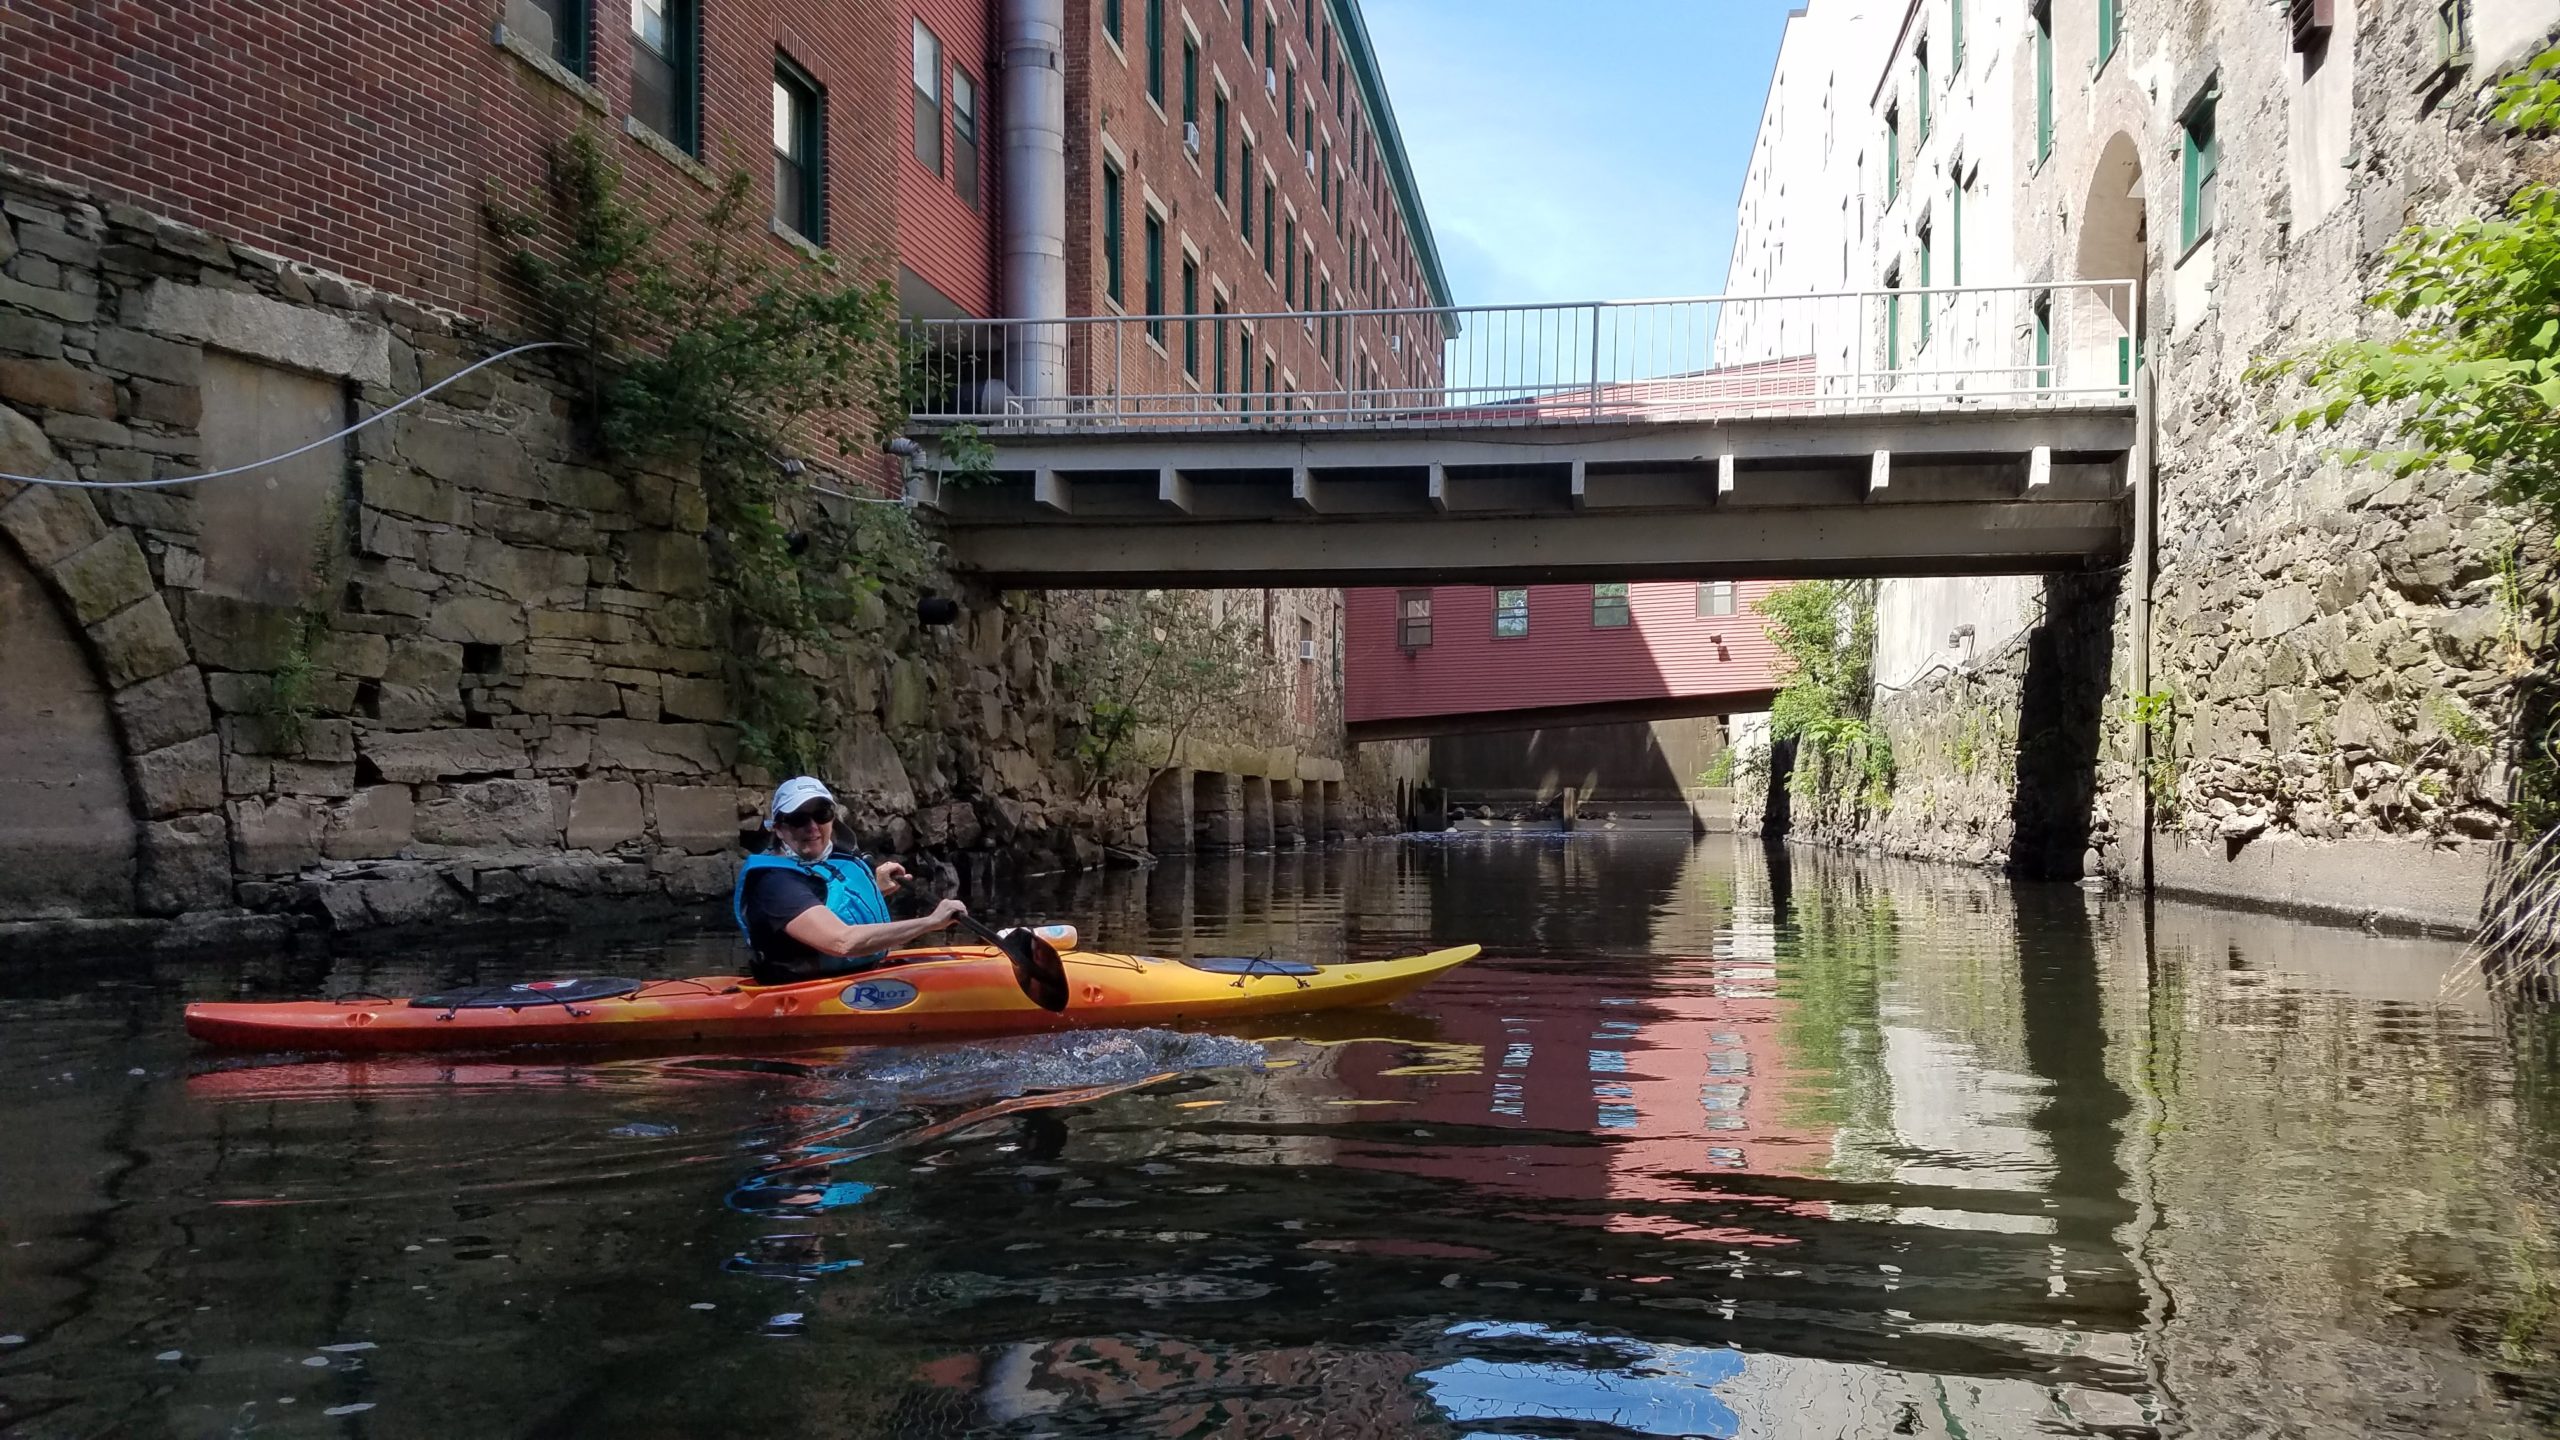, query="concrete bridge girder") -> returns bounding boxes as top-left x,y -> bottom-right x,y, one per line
920,408 -> 2136,587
